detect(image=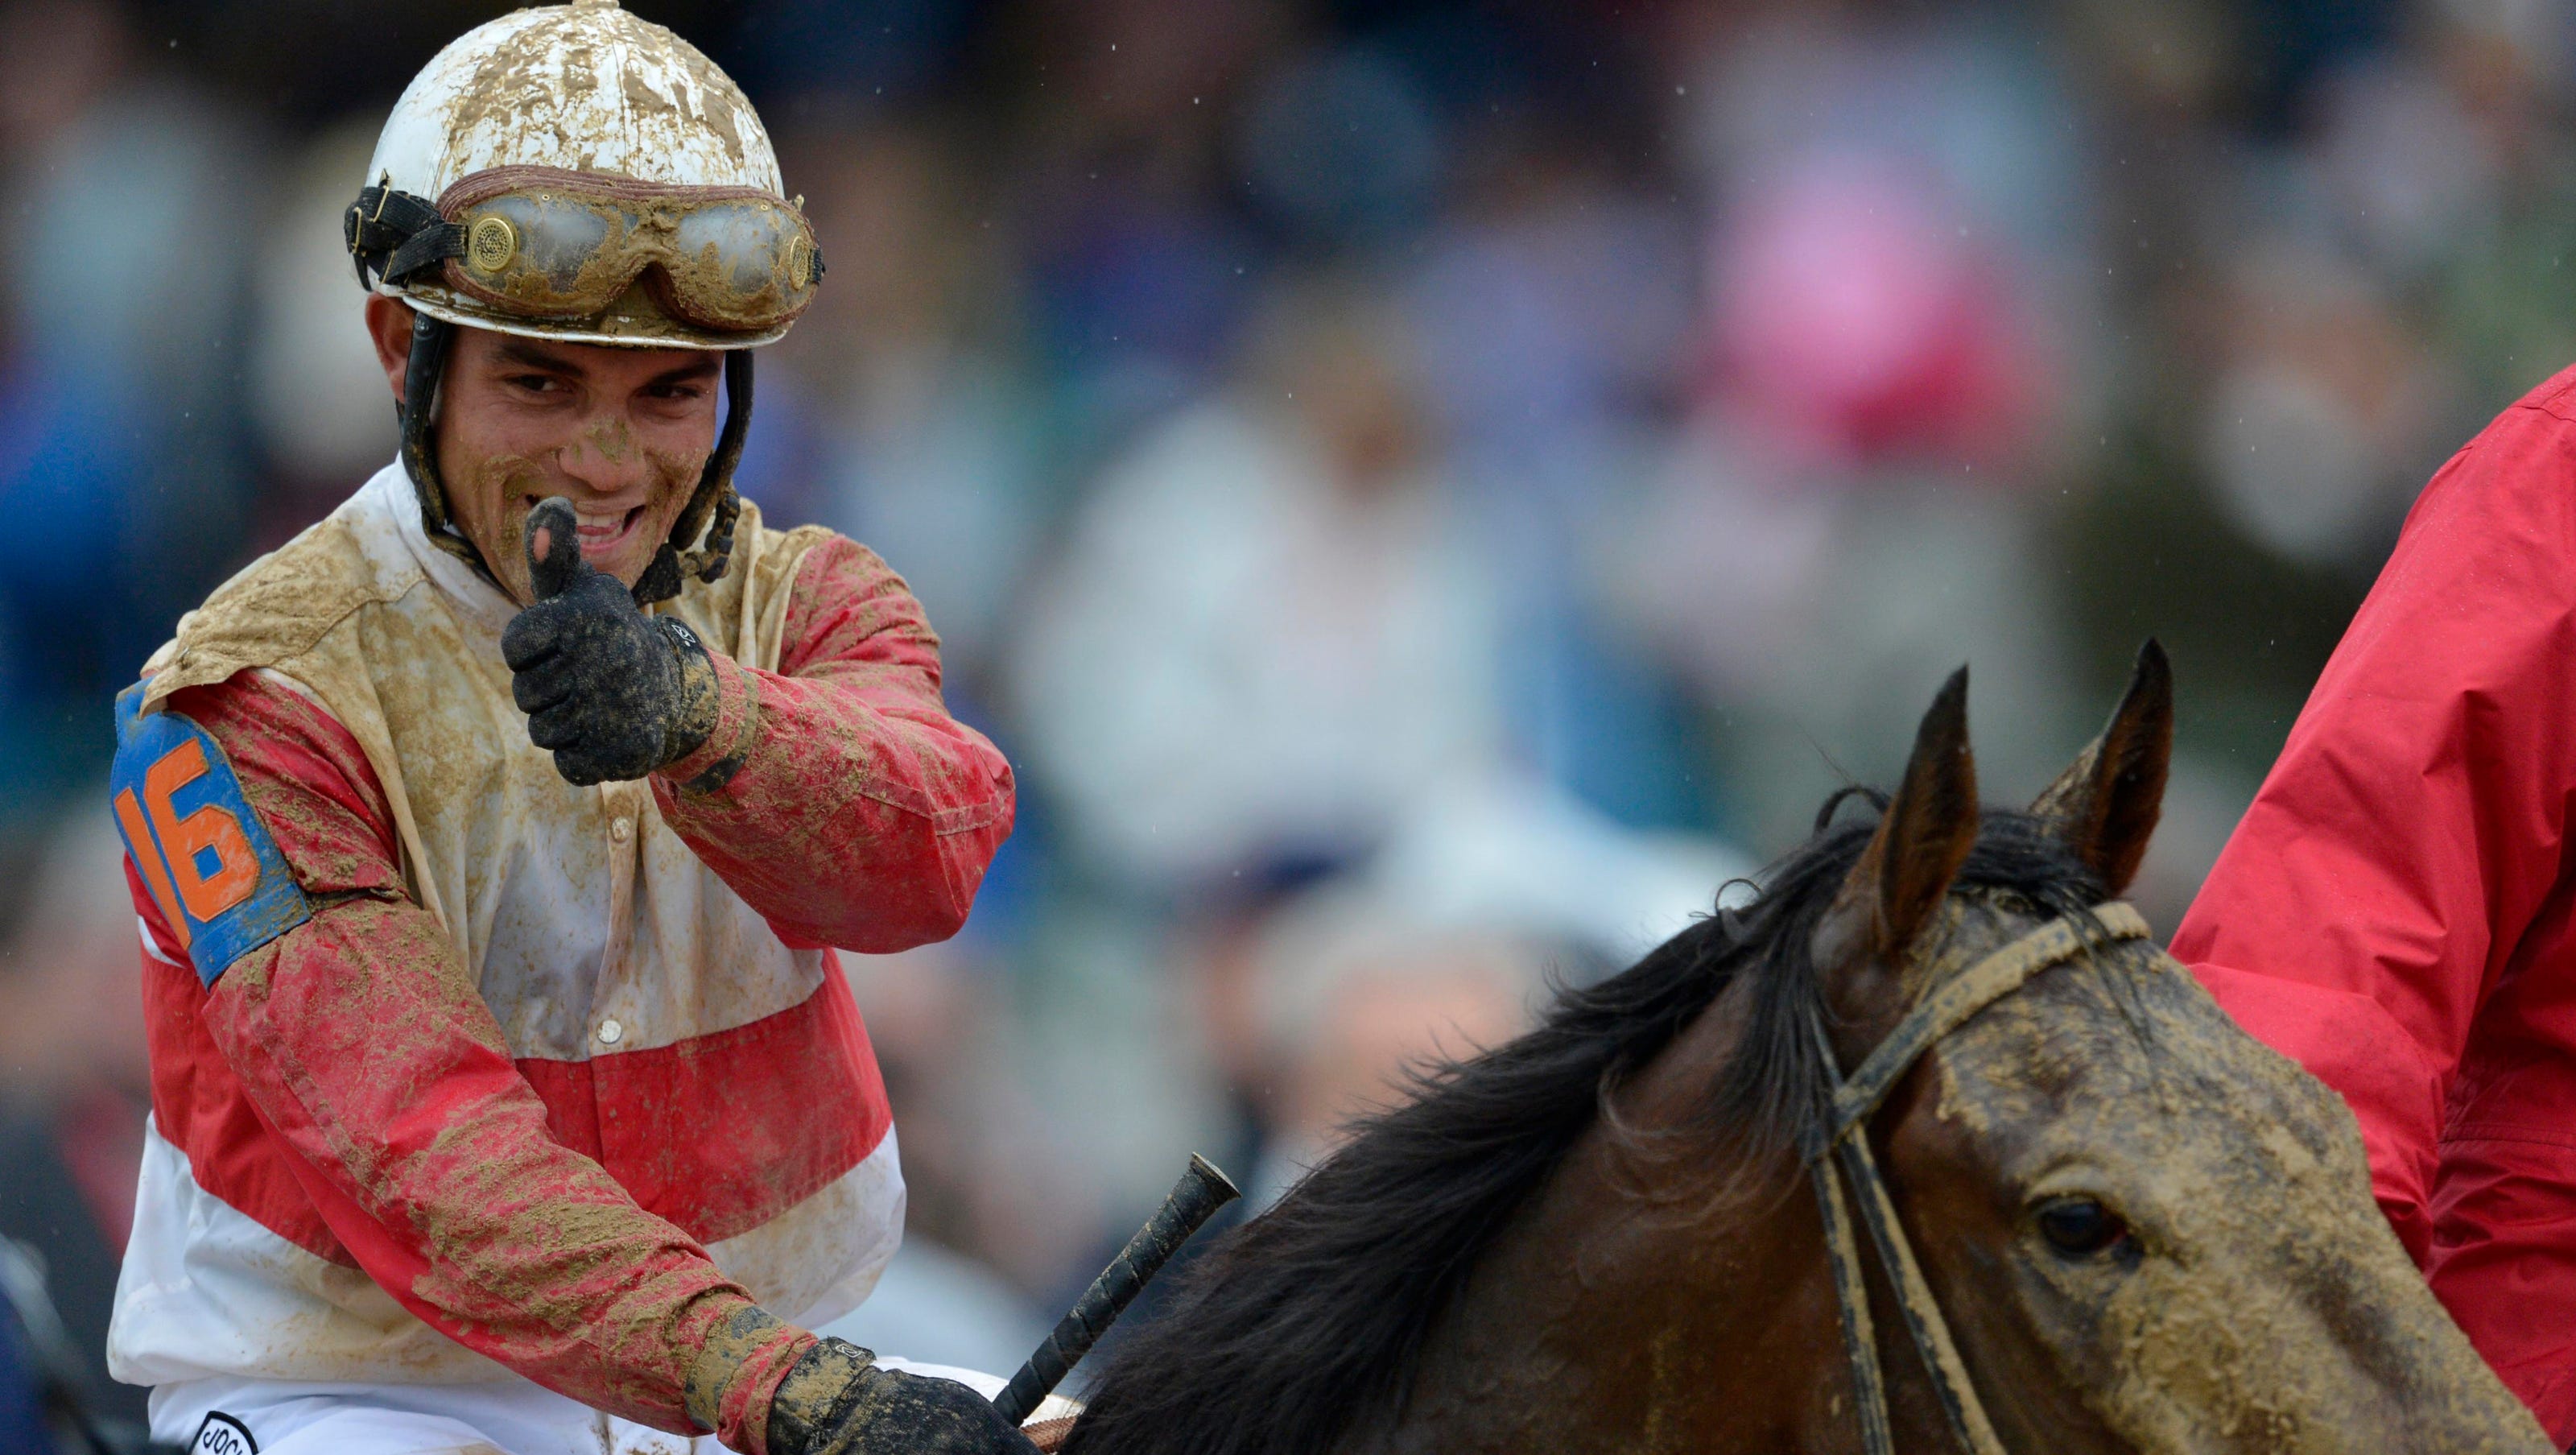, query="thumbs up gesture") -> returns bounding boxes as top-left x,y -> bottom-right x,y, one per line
502,497 -> 720,786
